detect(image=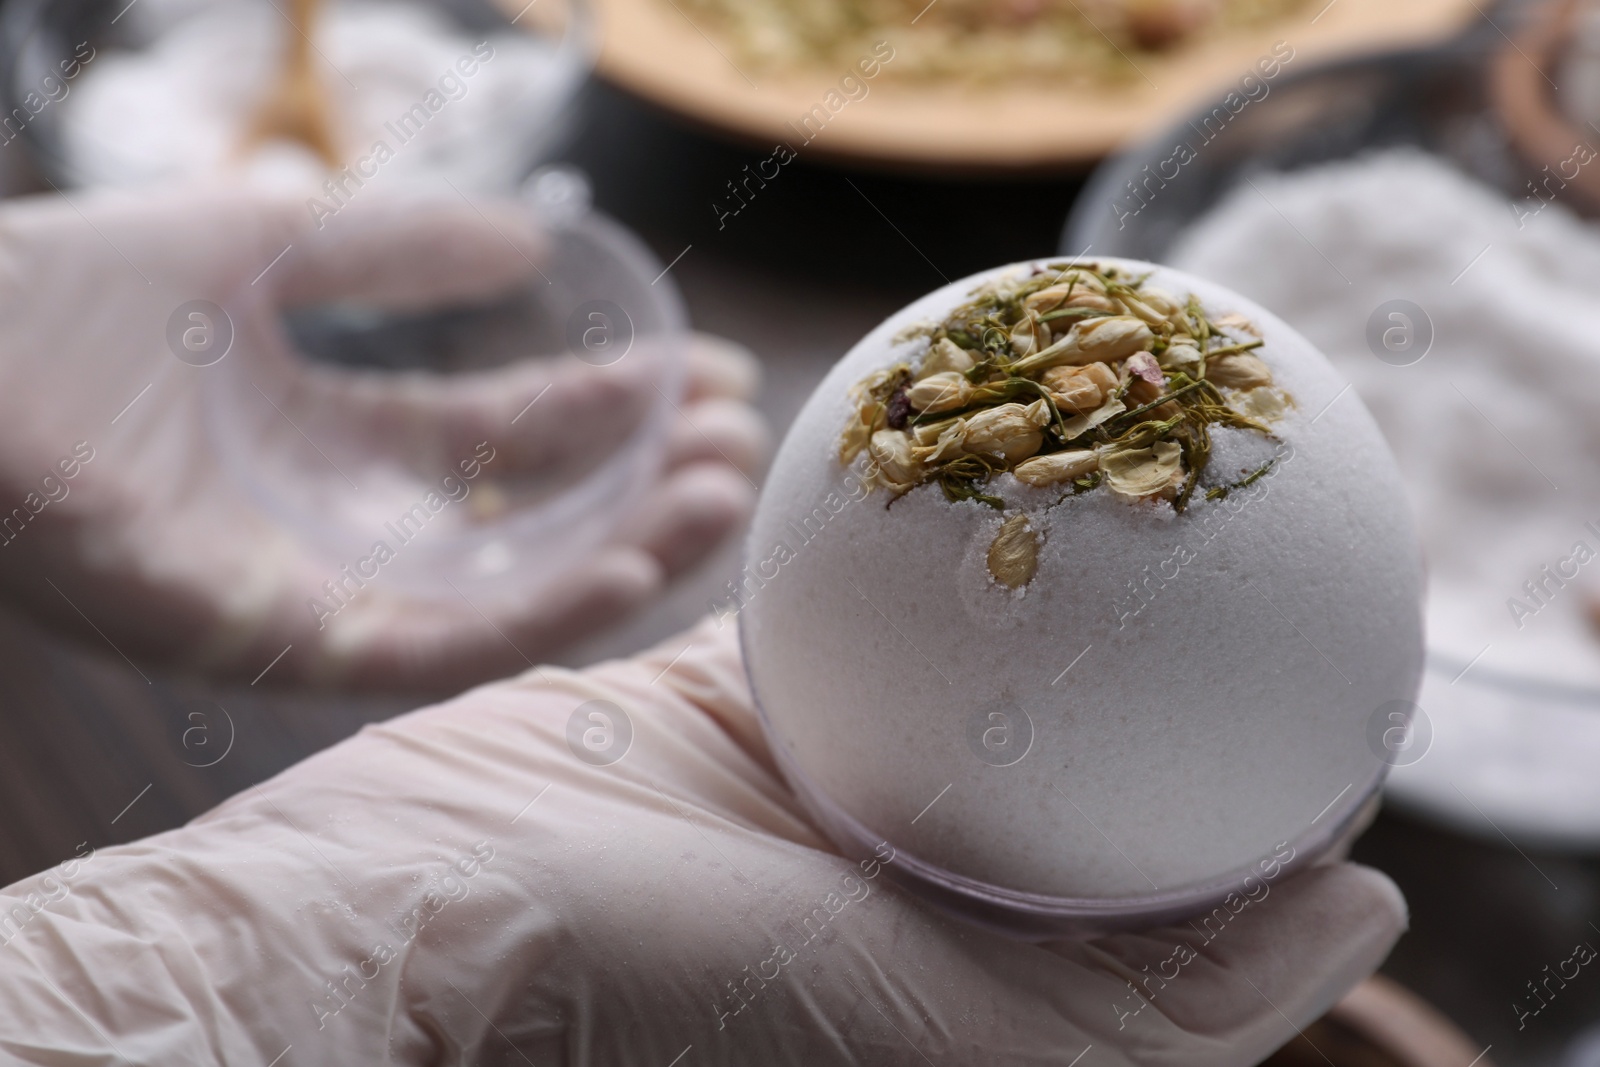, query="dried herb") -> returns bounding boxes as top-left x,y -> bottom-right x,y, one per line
1206,458 -> 1277,500
1037,306 -> 1112,326
1202,339 -> 1266,359
885,382 -> 912,430
840,261 -> 1290,522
